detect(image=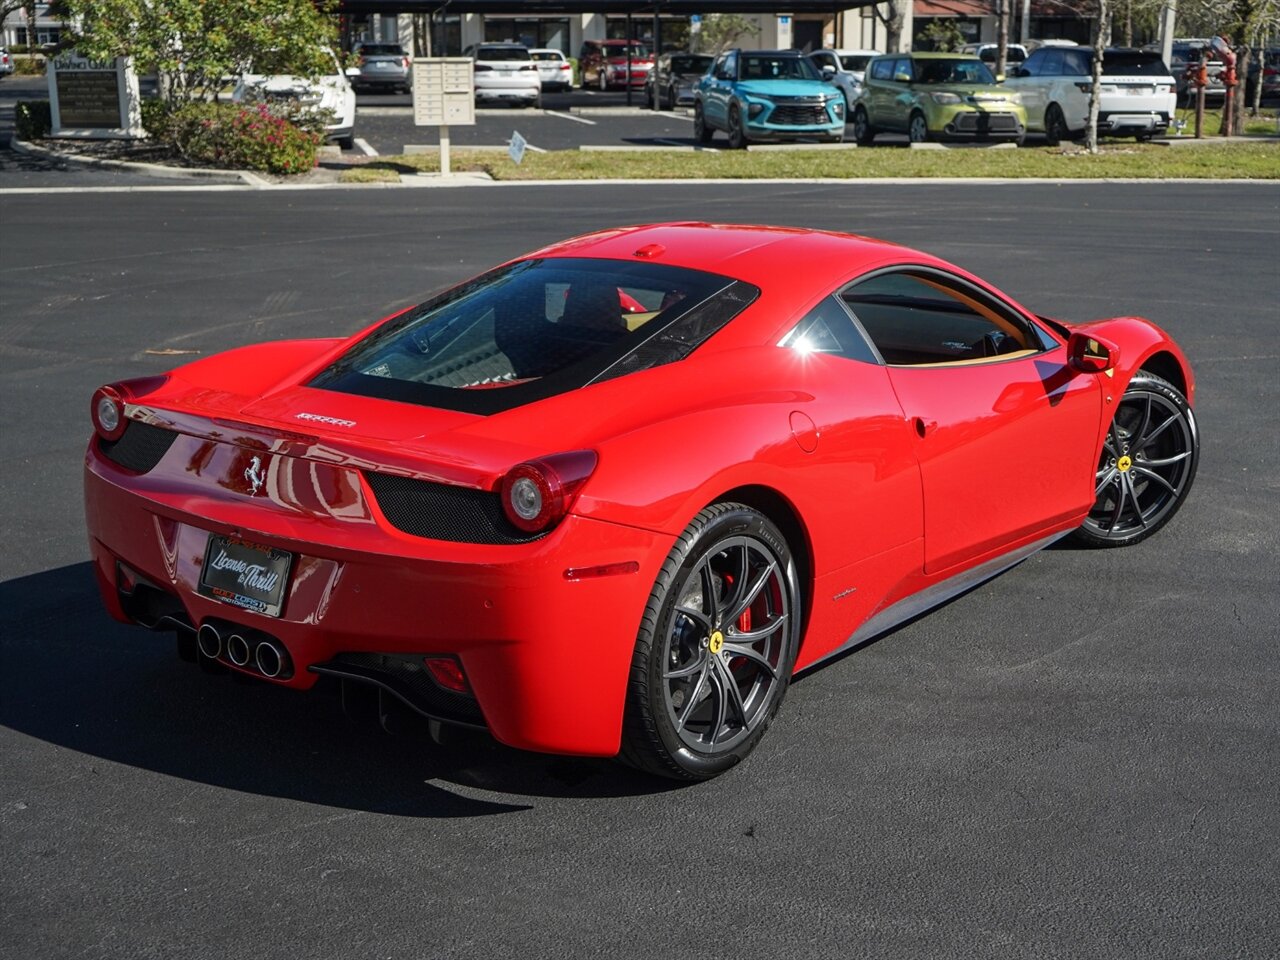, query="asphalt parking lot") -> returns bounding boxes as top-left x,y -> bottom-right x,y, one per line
2,181 -> 1278,959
